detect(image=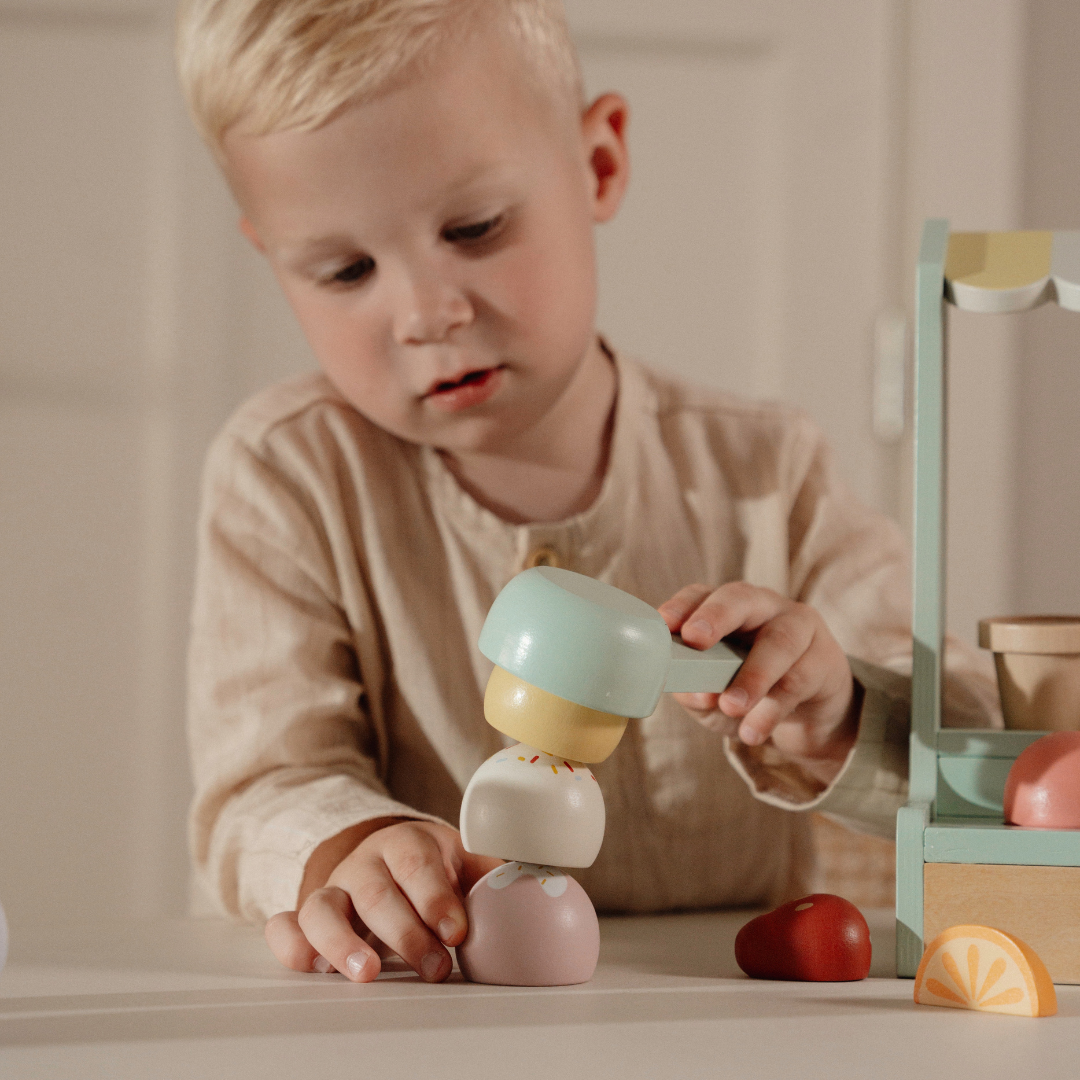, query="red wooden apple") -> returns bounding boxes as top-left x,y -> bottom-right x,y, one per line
1004,731 -> 1080,829
735,893 -> 872,981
